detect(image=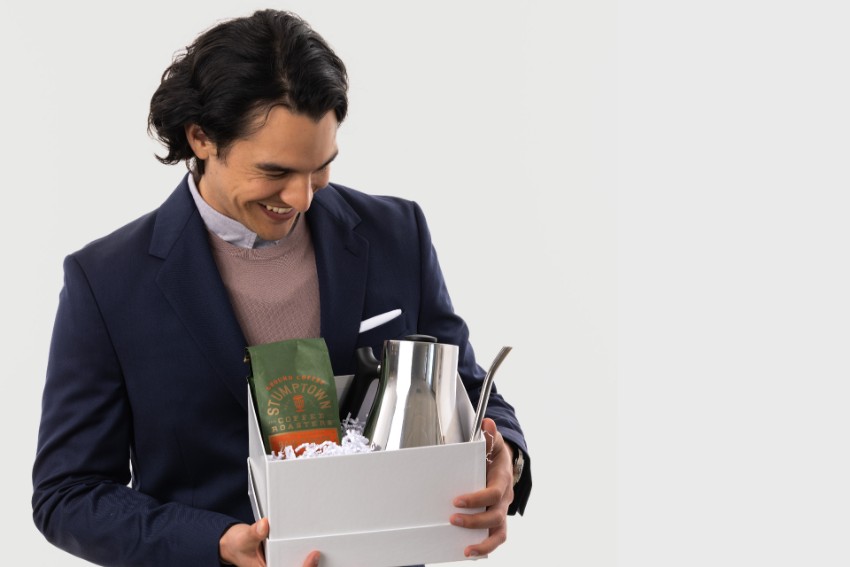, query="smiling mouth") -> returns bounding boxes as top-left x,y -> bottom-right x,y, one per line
263,204 -> 293,214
